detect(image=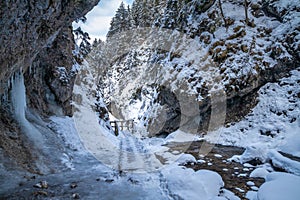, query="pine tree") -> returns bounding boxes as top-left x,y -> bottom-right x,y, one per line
92,38 -> 103,48
140,0 -> 151,27
131,0 -> 141,27
107,2 -> 131,37
131,0 -> 156,28
161,0 -> 179,29
73,27 -> 92,57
